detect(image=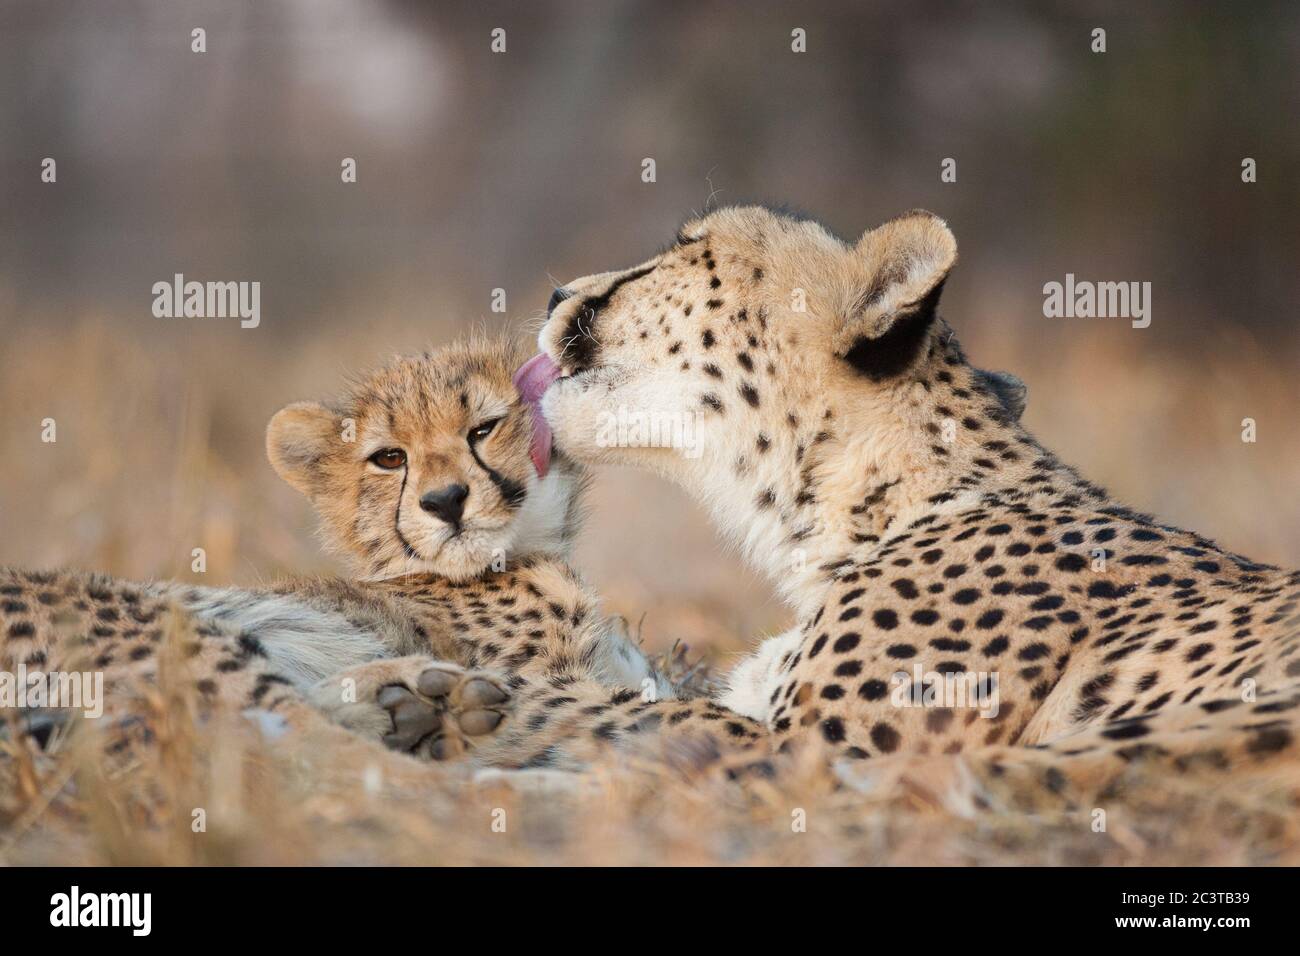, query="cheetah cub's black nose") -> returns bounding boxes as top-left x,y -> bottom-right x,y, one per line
547,287 -> 572,317
420,484 -> 469,526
